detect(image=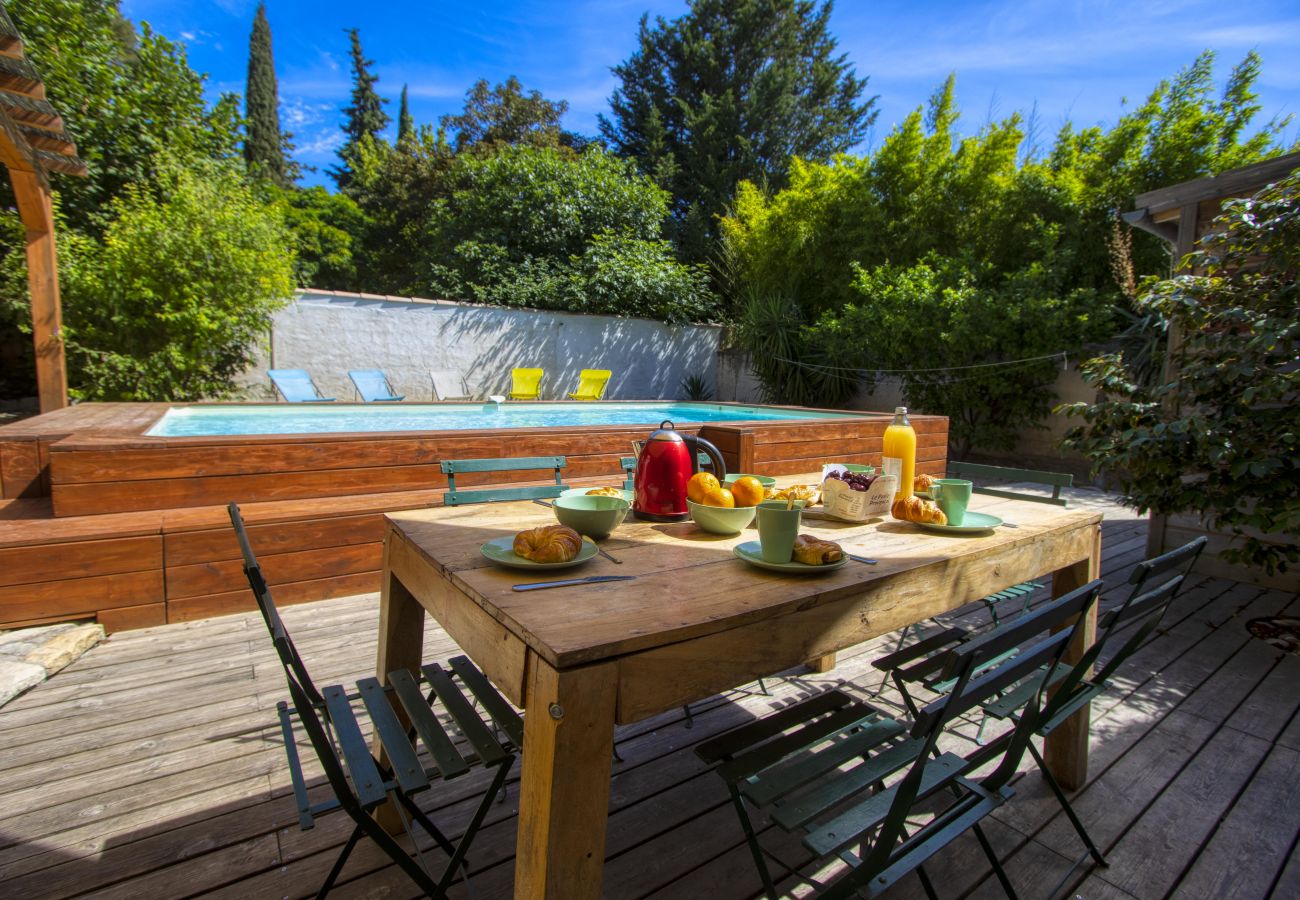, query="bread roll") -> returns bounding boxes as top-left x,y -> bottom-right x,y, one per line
914,473 -> 935,493
513,525 -> 584,563
792,534 -> 843,565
